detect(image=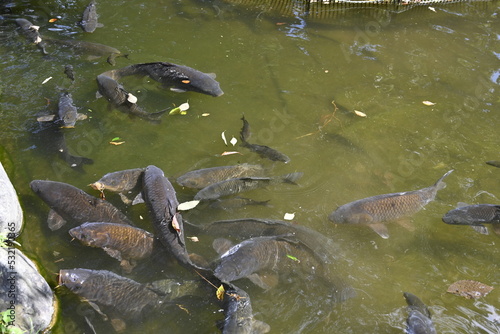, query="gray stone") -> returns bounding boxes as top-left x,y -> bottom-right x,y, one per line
0,248 -> 56,333
0,162 -> 23,238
